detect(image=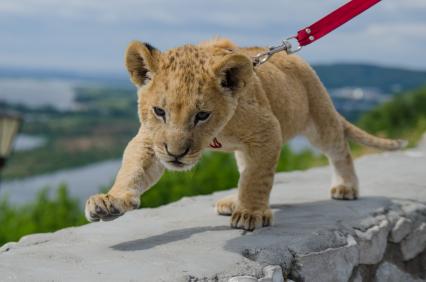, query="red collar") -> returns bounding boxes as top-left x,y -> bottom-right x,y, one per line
209,137 -> 222,149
